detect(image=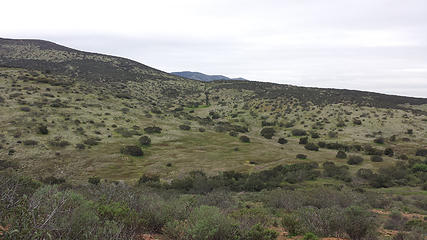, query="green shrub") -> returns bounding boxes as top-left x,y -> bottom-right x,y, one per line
120,145 -> 143,156
415,149 -> 427,157
179,125 -> 191,131
347,155 -> 363,165
281,213 -> 303,236
305,143 -> 319,151
343,206 -> 378,240
303,232 -> 319,240
88,176 -> 101,185
278,137 -> 288,144
260,128 -> 275,139
239,135 -> 250,143
370,155 -> 383,162
296,154 -> 307,159
38,125 -> 48,134
292,129 -> 307,136
299,137 -> 308,145
374,137 -> 385,144
336,150 -> 347,159
384,148 -> 394,157
186,205 -> 239,240
138,136 -> 151,146
241,224 -> 277,240
144,126 -> 162,134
